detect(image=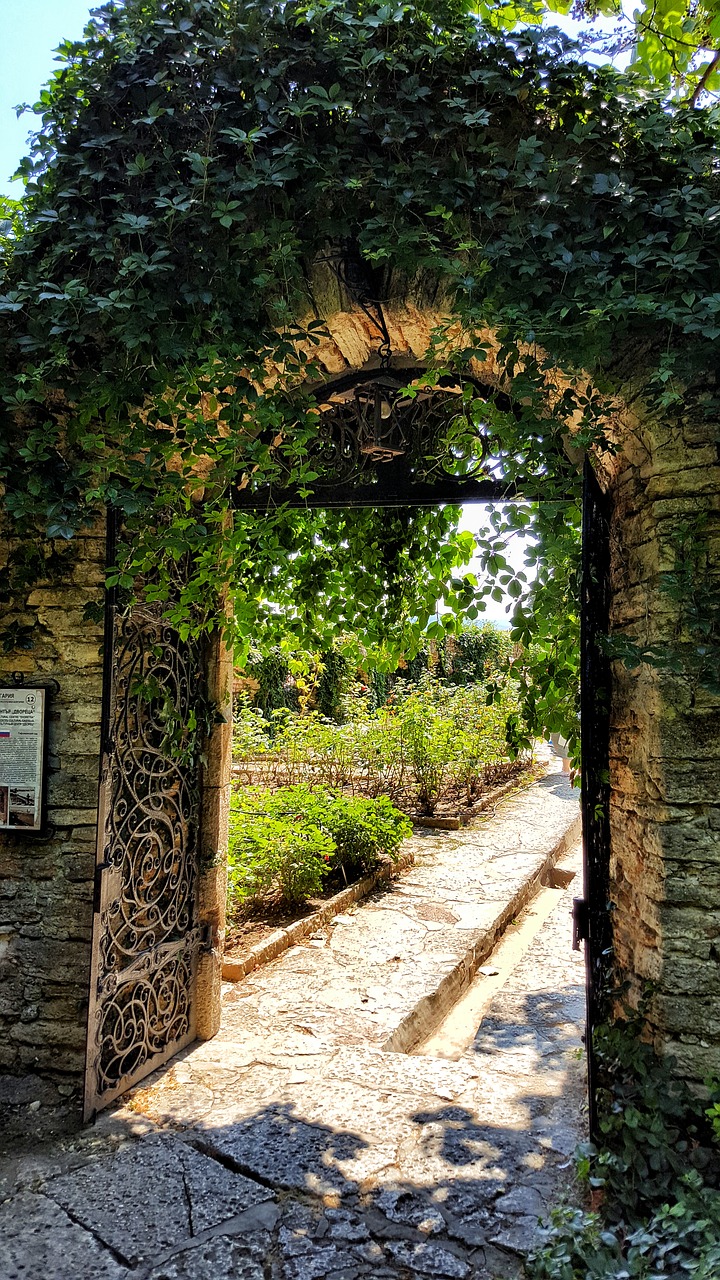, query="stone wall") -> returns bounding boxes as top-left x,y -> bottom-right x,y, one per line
0,513 -> 230,1104
606,404 -> 720,1080
0,517 -> 106,1084
290,279 -> 720,1081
